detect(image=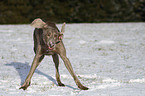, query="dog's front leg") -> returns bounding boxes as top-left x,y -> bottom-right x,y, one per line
60,55 -> 88,90
20,50 -> 43,90
57,45 -> 88,90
